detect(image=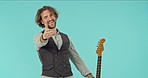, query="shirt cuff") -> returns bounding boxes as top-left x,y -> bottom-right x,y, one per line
82,69 -> 92,77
